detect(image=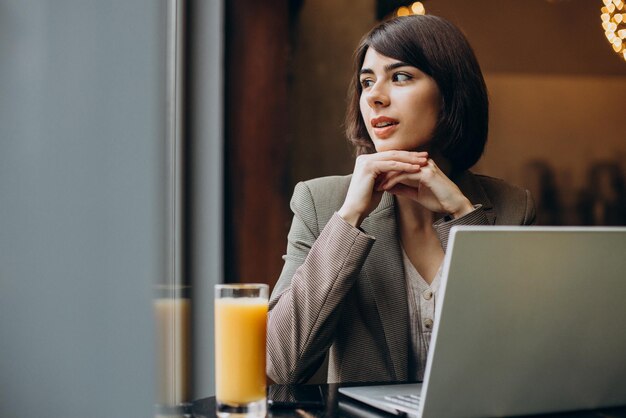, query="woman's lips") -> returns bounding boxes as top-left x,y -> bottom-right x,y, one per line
372,123 -> 399,138
371,116 -> 399,139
